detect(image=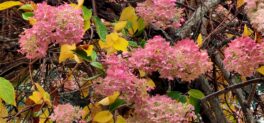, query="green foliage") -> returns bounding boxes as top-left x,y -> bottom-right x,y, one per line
109,98 -> 126,112
22,12 -> 34,20
0,77 -> 15,106
93,16 -> 108,42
